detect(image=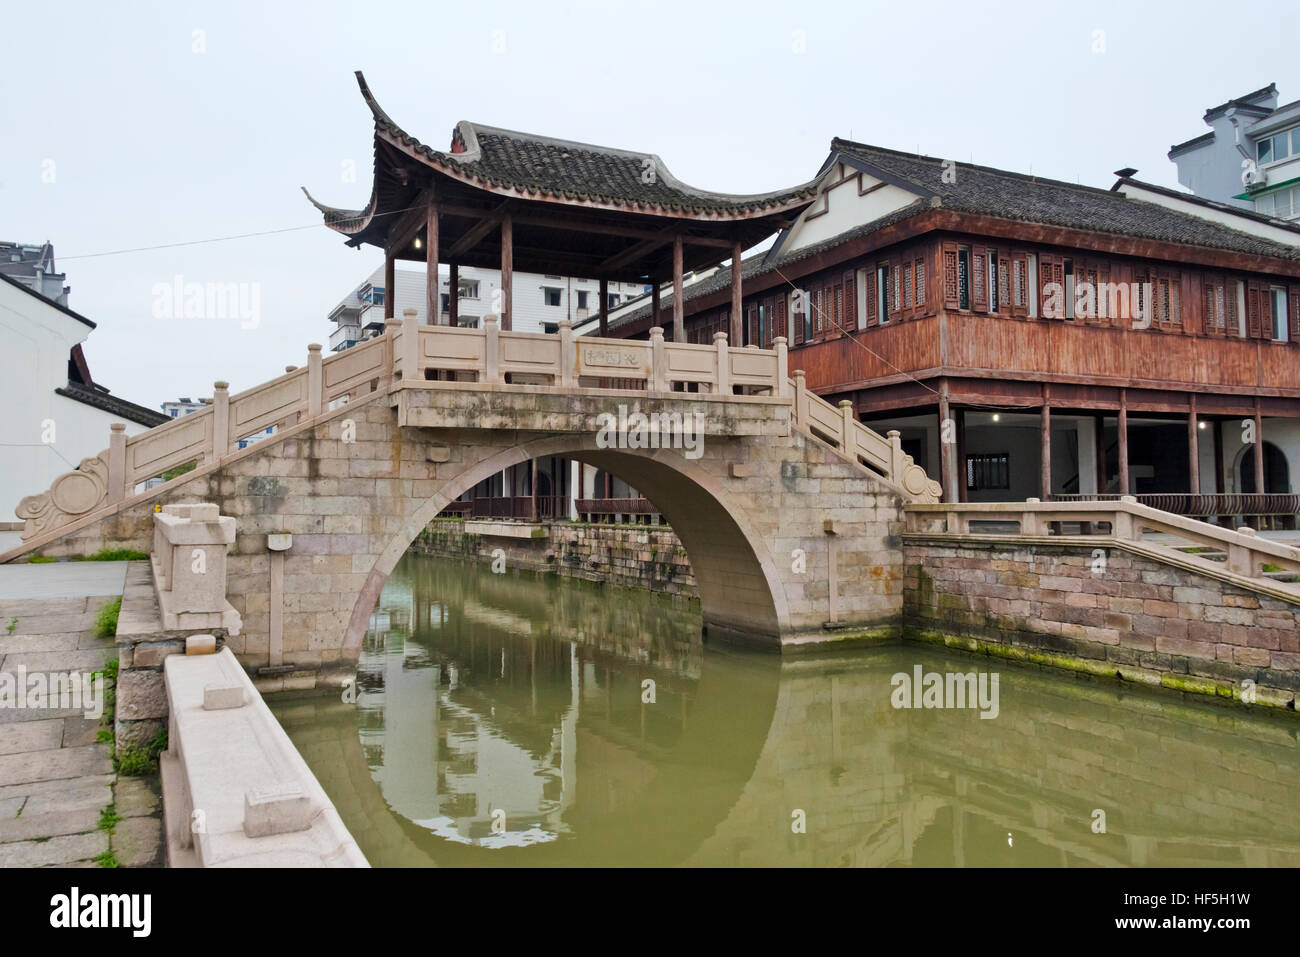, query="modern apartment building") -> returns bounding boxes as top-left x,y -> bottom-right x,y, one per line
1170,83 -> 1300,222
0,241 -> 70,307
327,263 -> 646,352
